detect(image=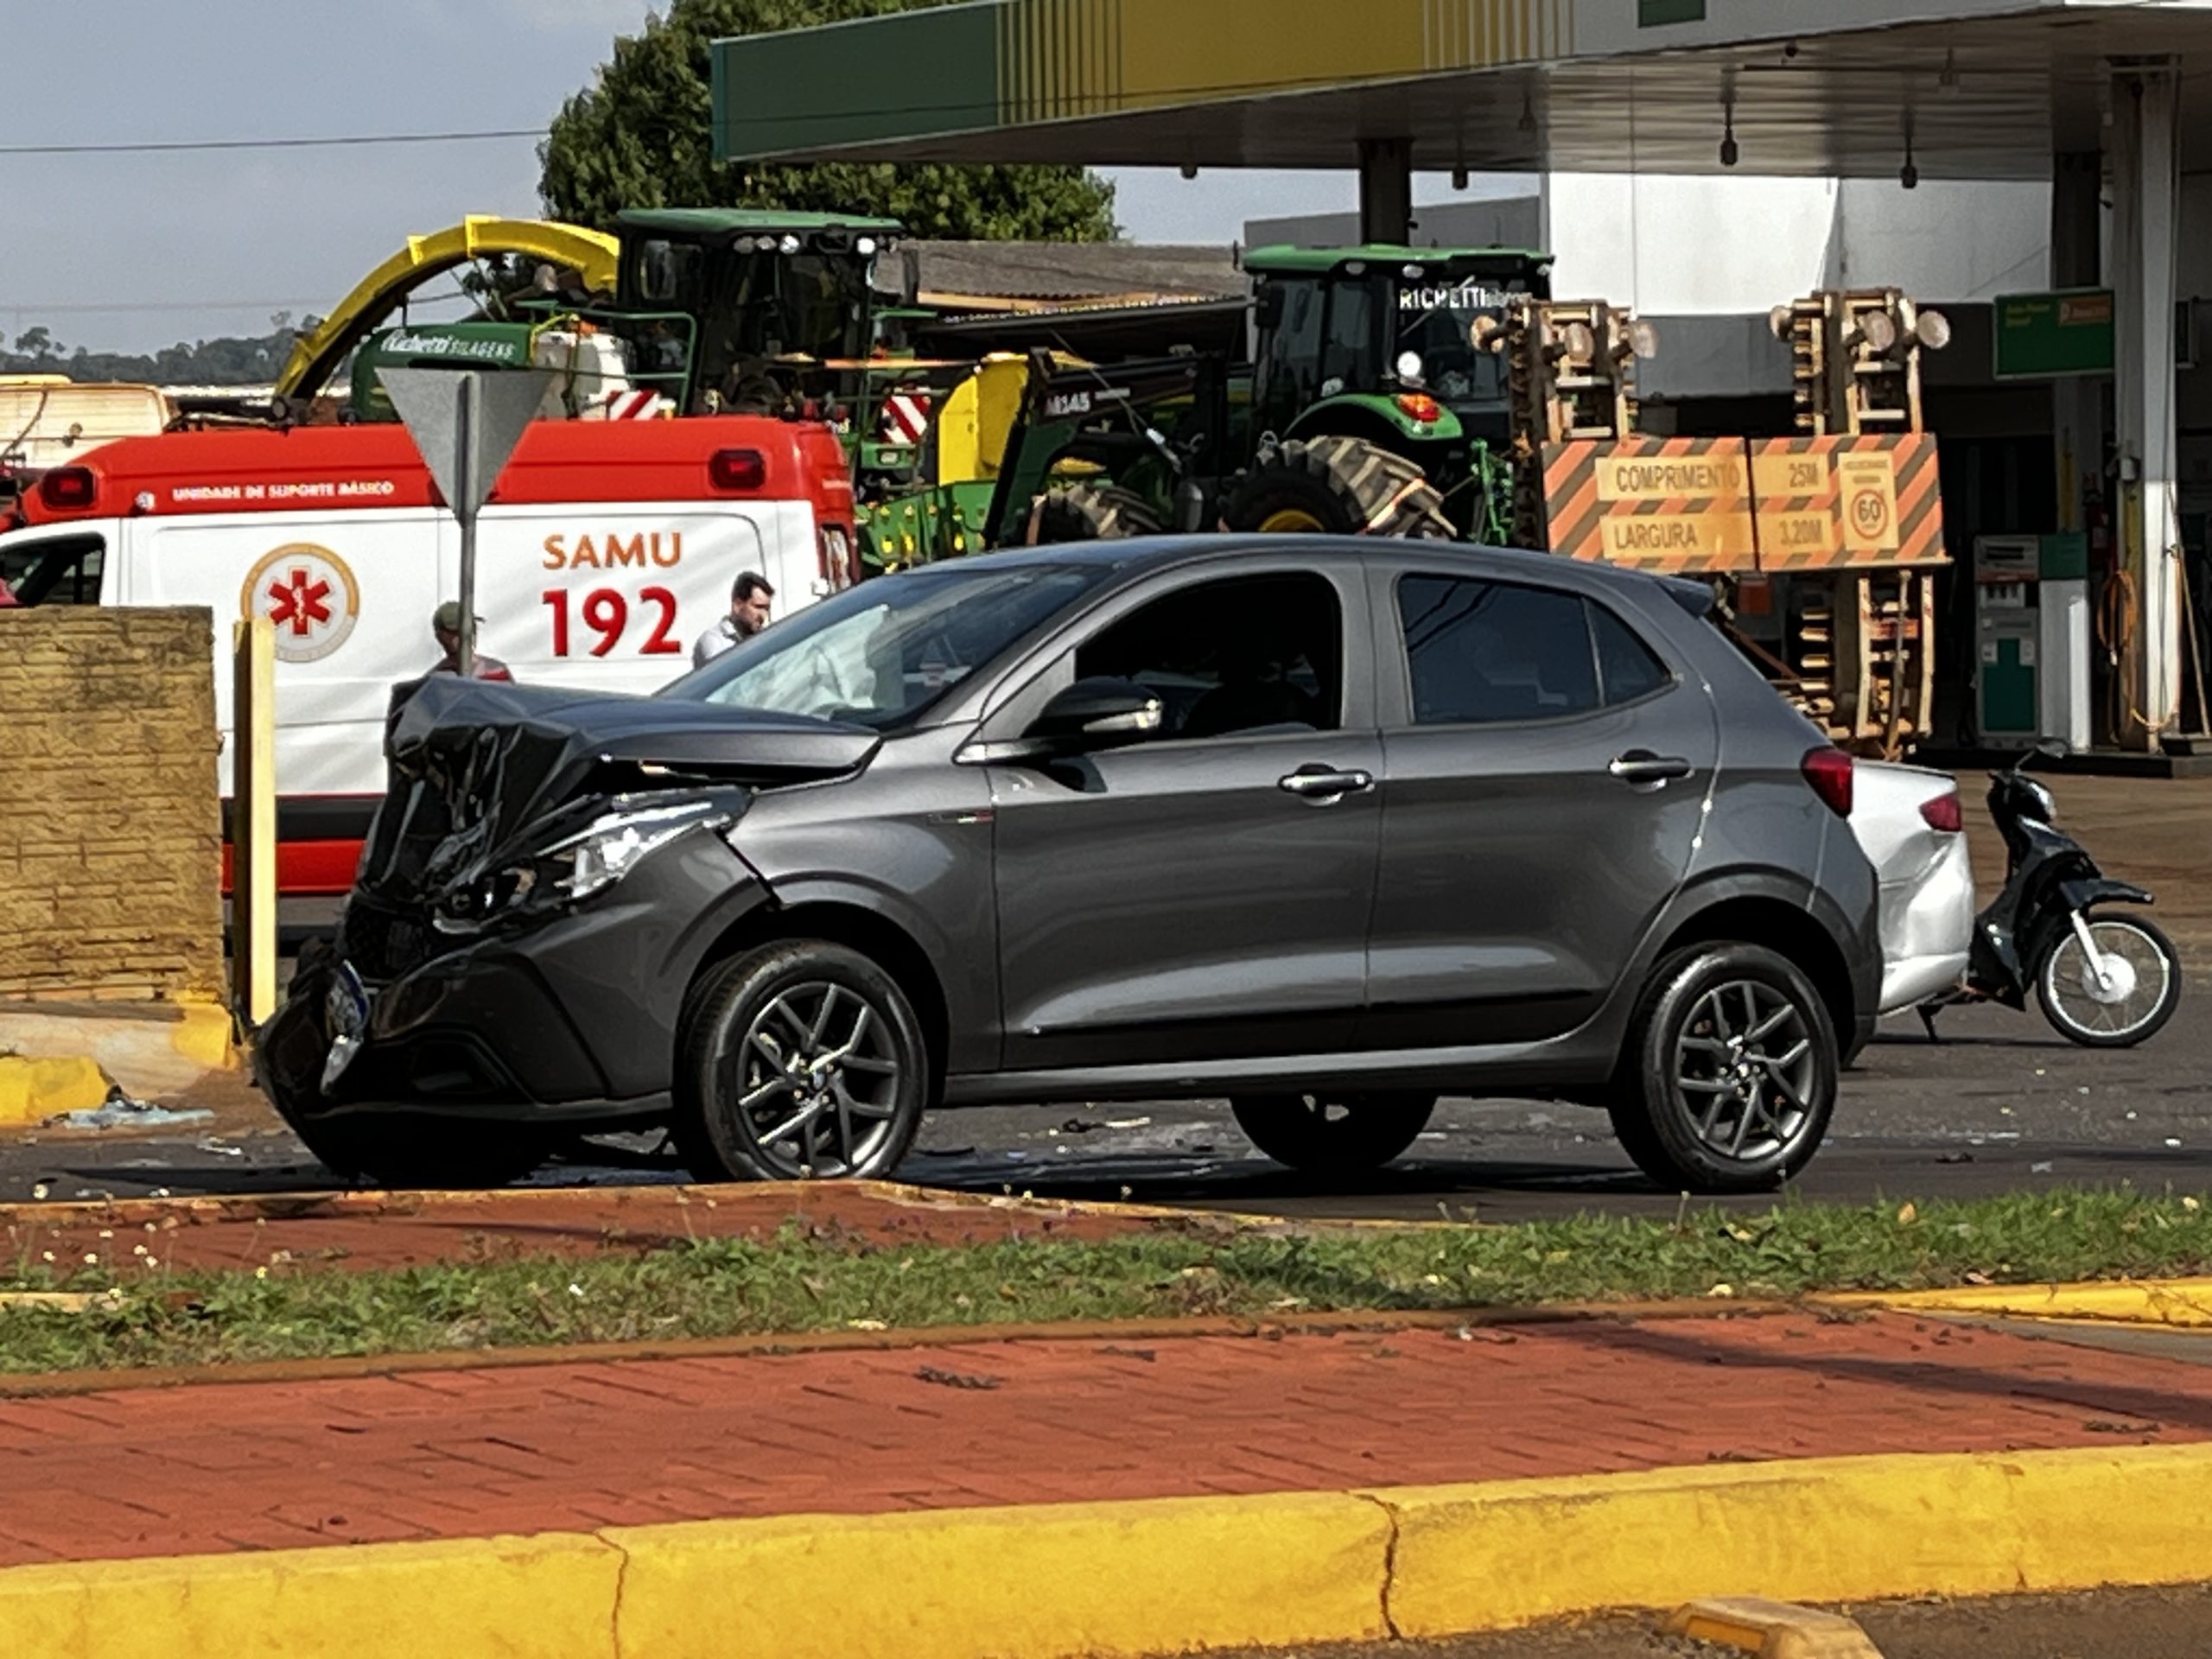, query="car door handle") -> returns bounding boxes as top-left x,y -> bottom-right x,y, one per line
1280,766 -> 1375,801
1609,751 -> 1694,785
